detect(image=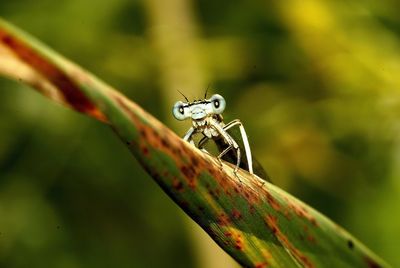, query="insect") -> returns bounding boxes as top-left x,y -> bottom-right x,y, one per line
172,91 -> 269,181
